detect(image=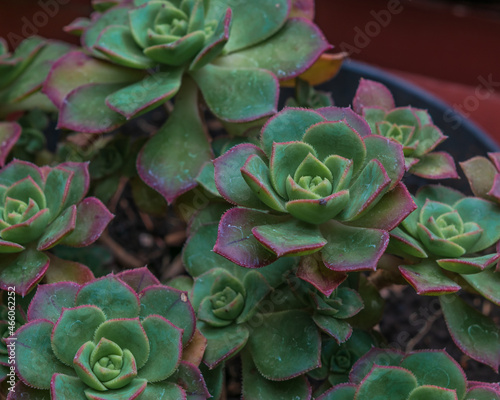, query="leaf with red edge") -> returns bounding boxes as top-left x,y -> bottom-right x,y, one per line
171,361 -> 210,399
58,162 -> 91,207
320,220 -> 389,272
57,83 -> 126,133
191,64 -> 279,122
0,122 -> 21,166
136,77 -> 213,204
460,156 -> 497,199
182,329 -> 207,367
115,266 -> 160,293
27,281 -> 80,323
43,50 -> 144,109
297,254 -> 347,297
15,320 -> 74,390
346,183 -> 416,231
43,253 -> 95,285
7,381 -> 51,399
214,208 -> 279,268
466,385 -> 500,399
353,78 -> 395,114
313,314 -> 352,344
440,294 -> 500,371
0,159 -> 43,187
252,218 -> 327,257
199,322 -> 249,368
462,268 -> 500,306
59,197 -> 113,247
437,254 -> 499,274
399,261 -> 461,295
410,152 -> 458,179
213,143 -> 267,208
0,239 -> 24,253
0,247 -> 49,296
37,205 -> 77,251
316,106 -> 372,137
